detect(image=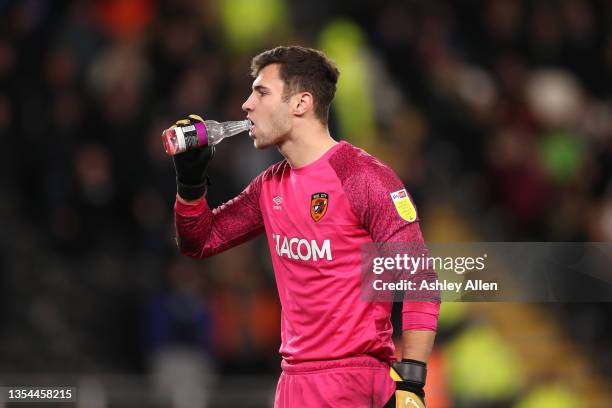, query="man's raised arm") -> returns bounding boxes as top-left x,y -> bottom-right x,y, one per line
170,114 -> 265,258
